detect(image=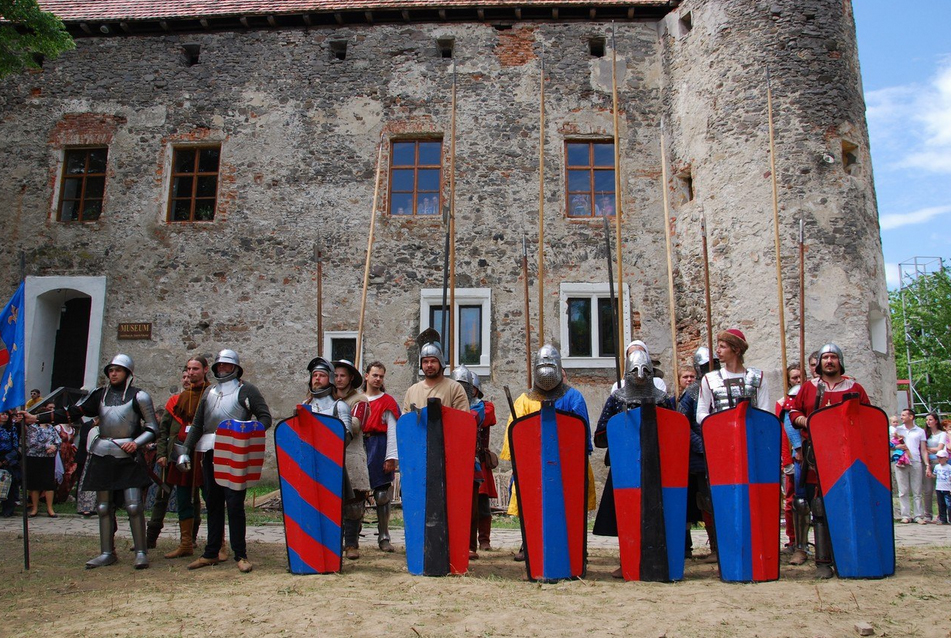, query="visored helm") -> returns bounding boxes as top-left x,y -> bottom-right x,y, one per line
533,344 -> 563,392
815,343 -> 845,375
624,349 -> 653,387
420,340 -> 446,369
212,349 -> 243,381
103,353 -> 134,376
